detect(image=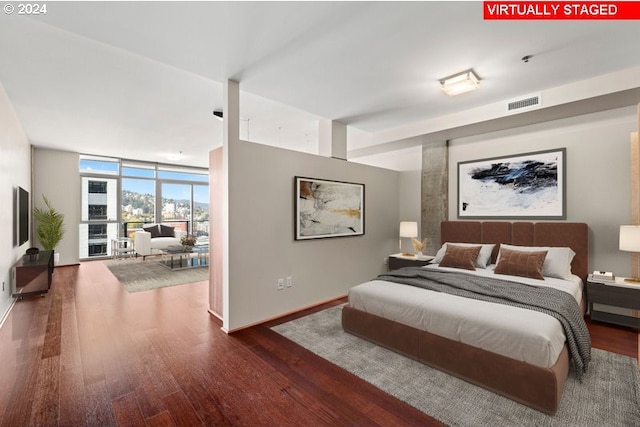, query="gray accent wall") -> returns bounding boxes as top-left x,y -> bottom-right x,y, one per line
447,106 -> 637,277
369,106 -> 636,277
224,139 -> 399,331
